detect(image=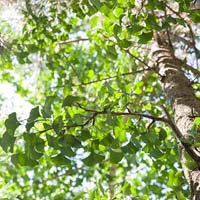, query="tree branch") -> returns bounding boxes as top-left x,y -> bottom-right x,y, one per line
175,58 -> 200,78
76,103 -> 169,124
161,106 -> 200,165
38,105 -> 169,135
